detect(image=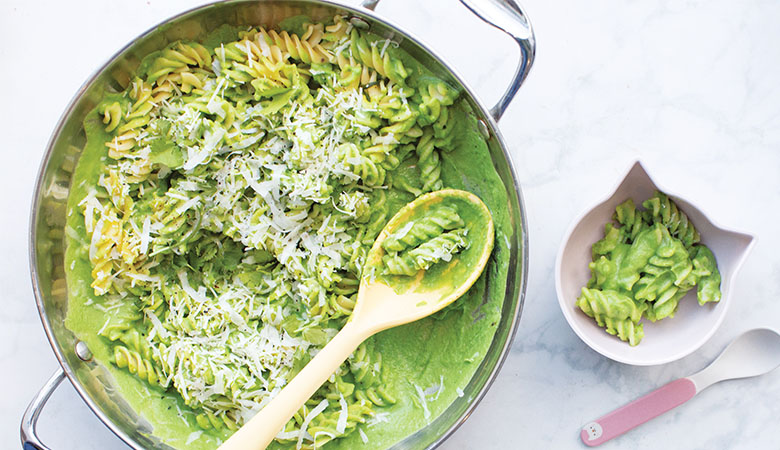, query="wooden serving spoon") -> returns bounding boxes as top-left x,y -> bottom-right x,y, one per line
219,189 -> 494,450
